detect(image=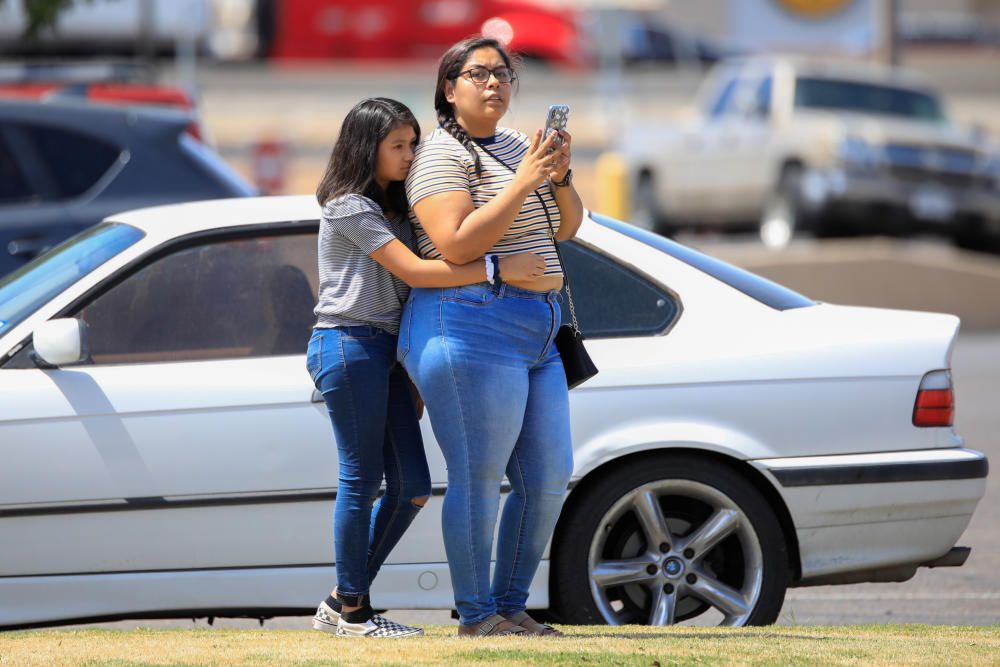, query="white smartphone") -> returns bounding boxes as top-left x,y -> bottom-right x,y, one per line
543,104 -> 569,149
